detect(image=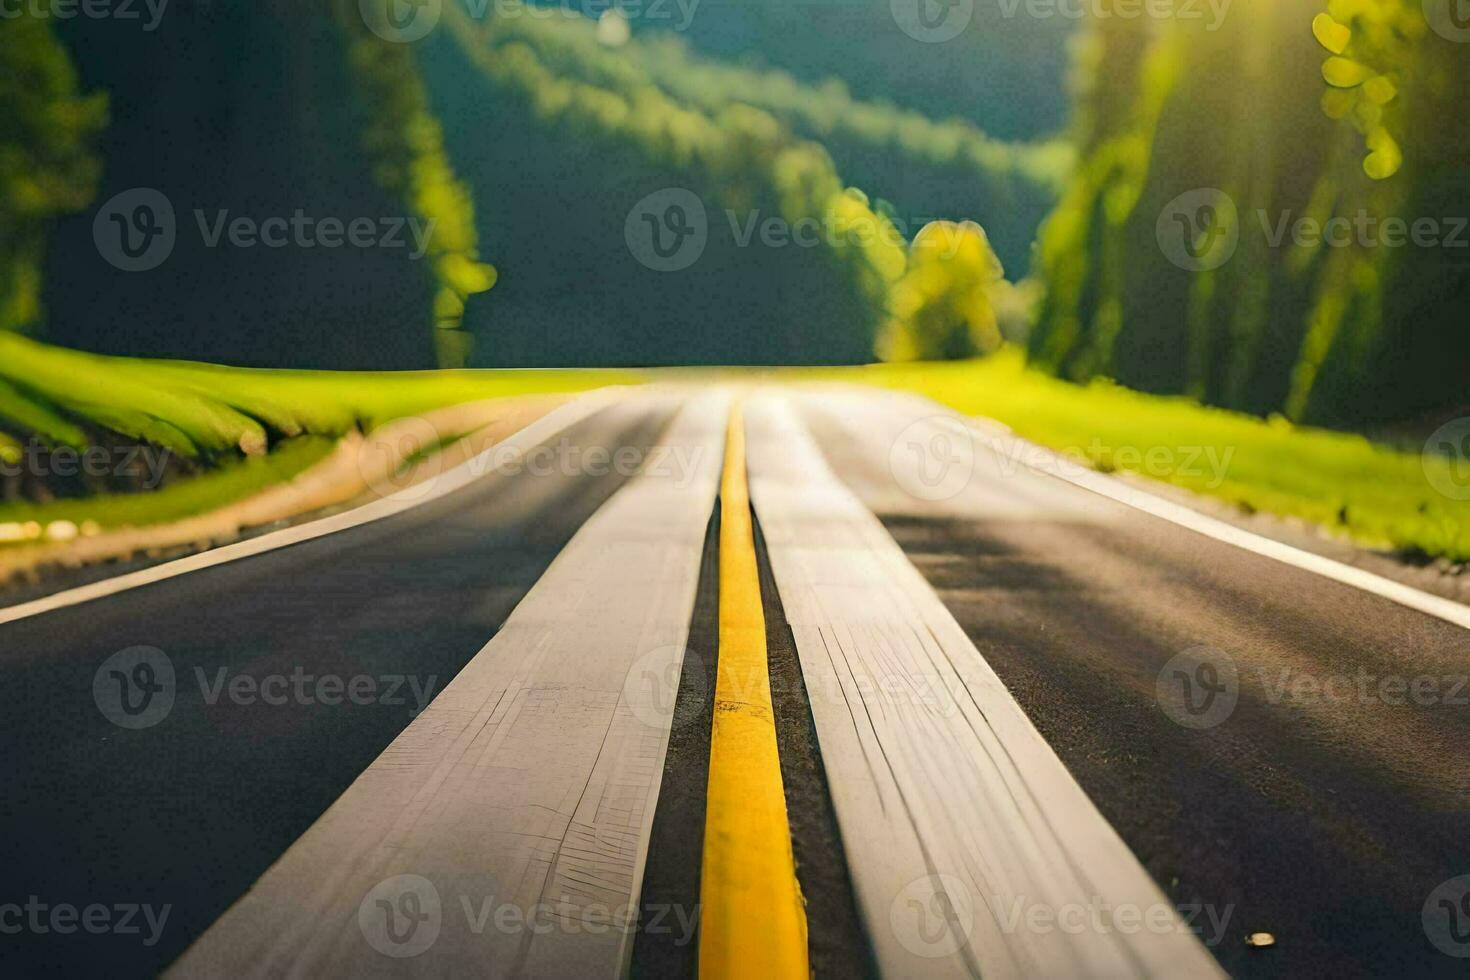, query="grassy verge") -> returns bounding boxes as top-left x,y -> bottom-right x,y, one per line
804,349 -> 1470,563
0,332 -> 631,537
3,333 -> 1465,565
0,331 -> 631,456
0,438 -> 336,542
